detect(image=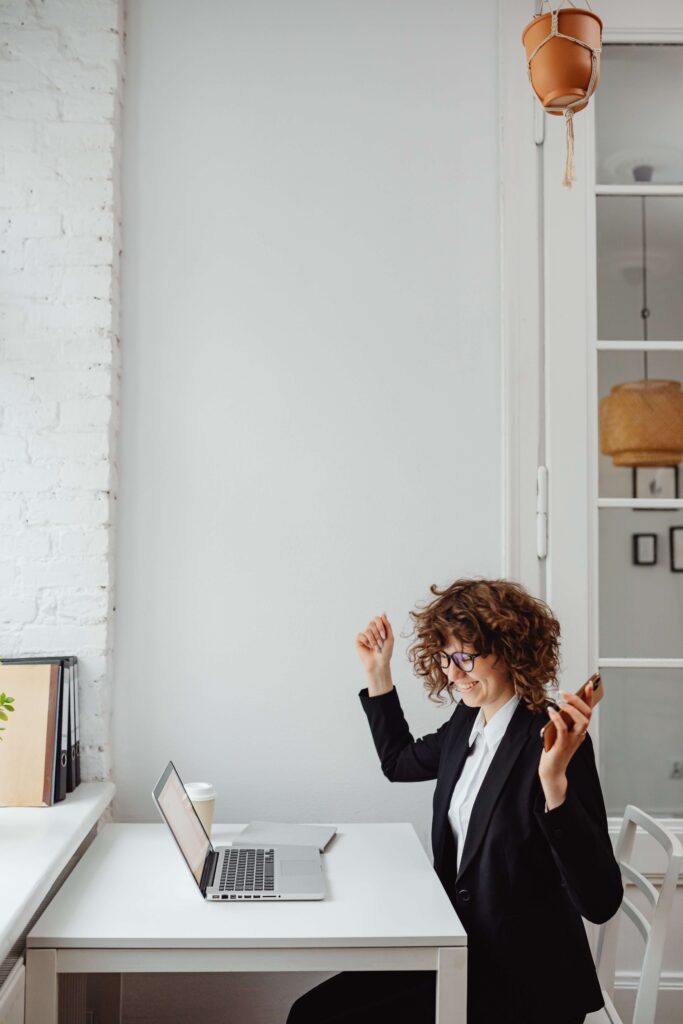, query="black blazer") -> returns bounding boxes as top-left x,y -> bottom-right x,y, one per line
360,687 -> 623,1024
